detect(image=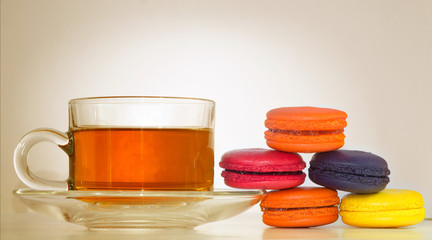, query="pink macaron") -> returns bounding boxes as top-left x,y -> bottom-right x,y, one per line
219,148 -> 306,190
